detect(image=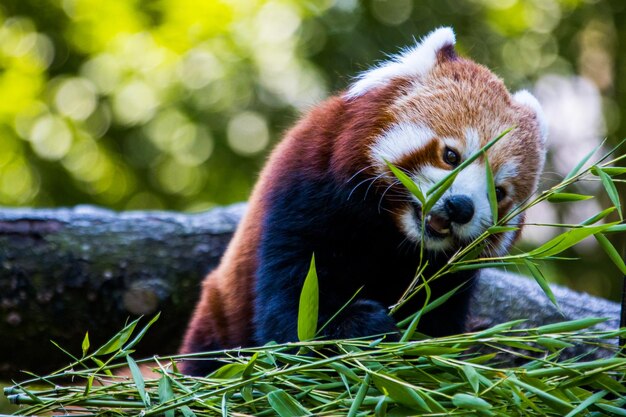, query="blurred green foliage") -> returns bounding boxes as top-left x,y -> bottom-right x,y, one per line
0,0 -> 625,299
